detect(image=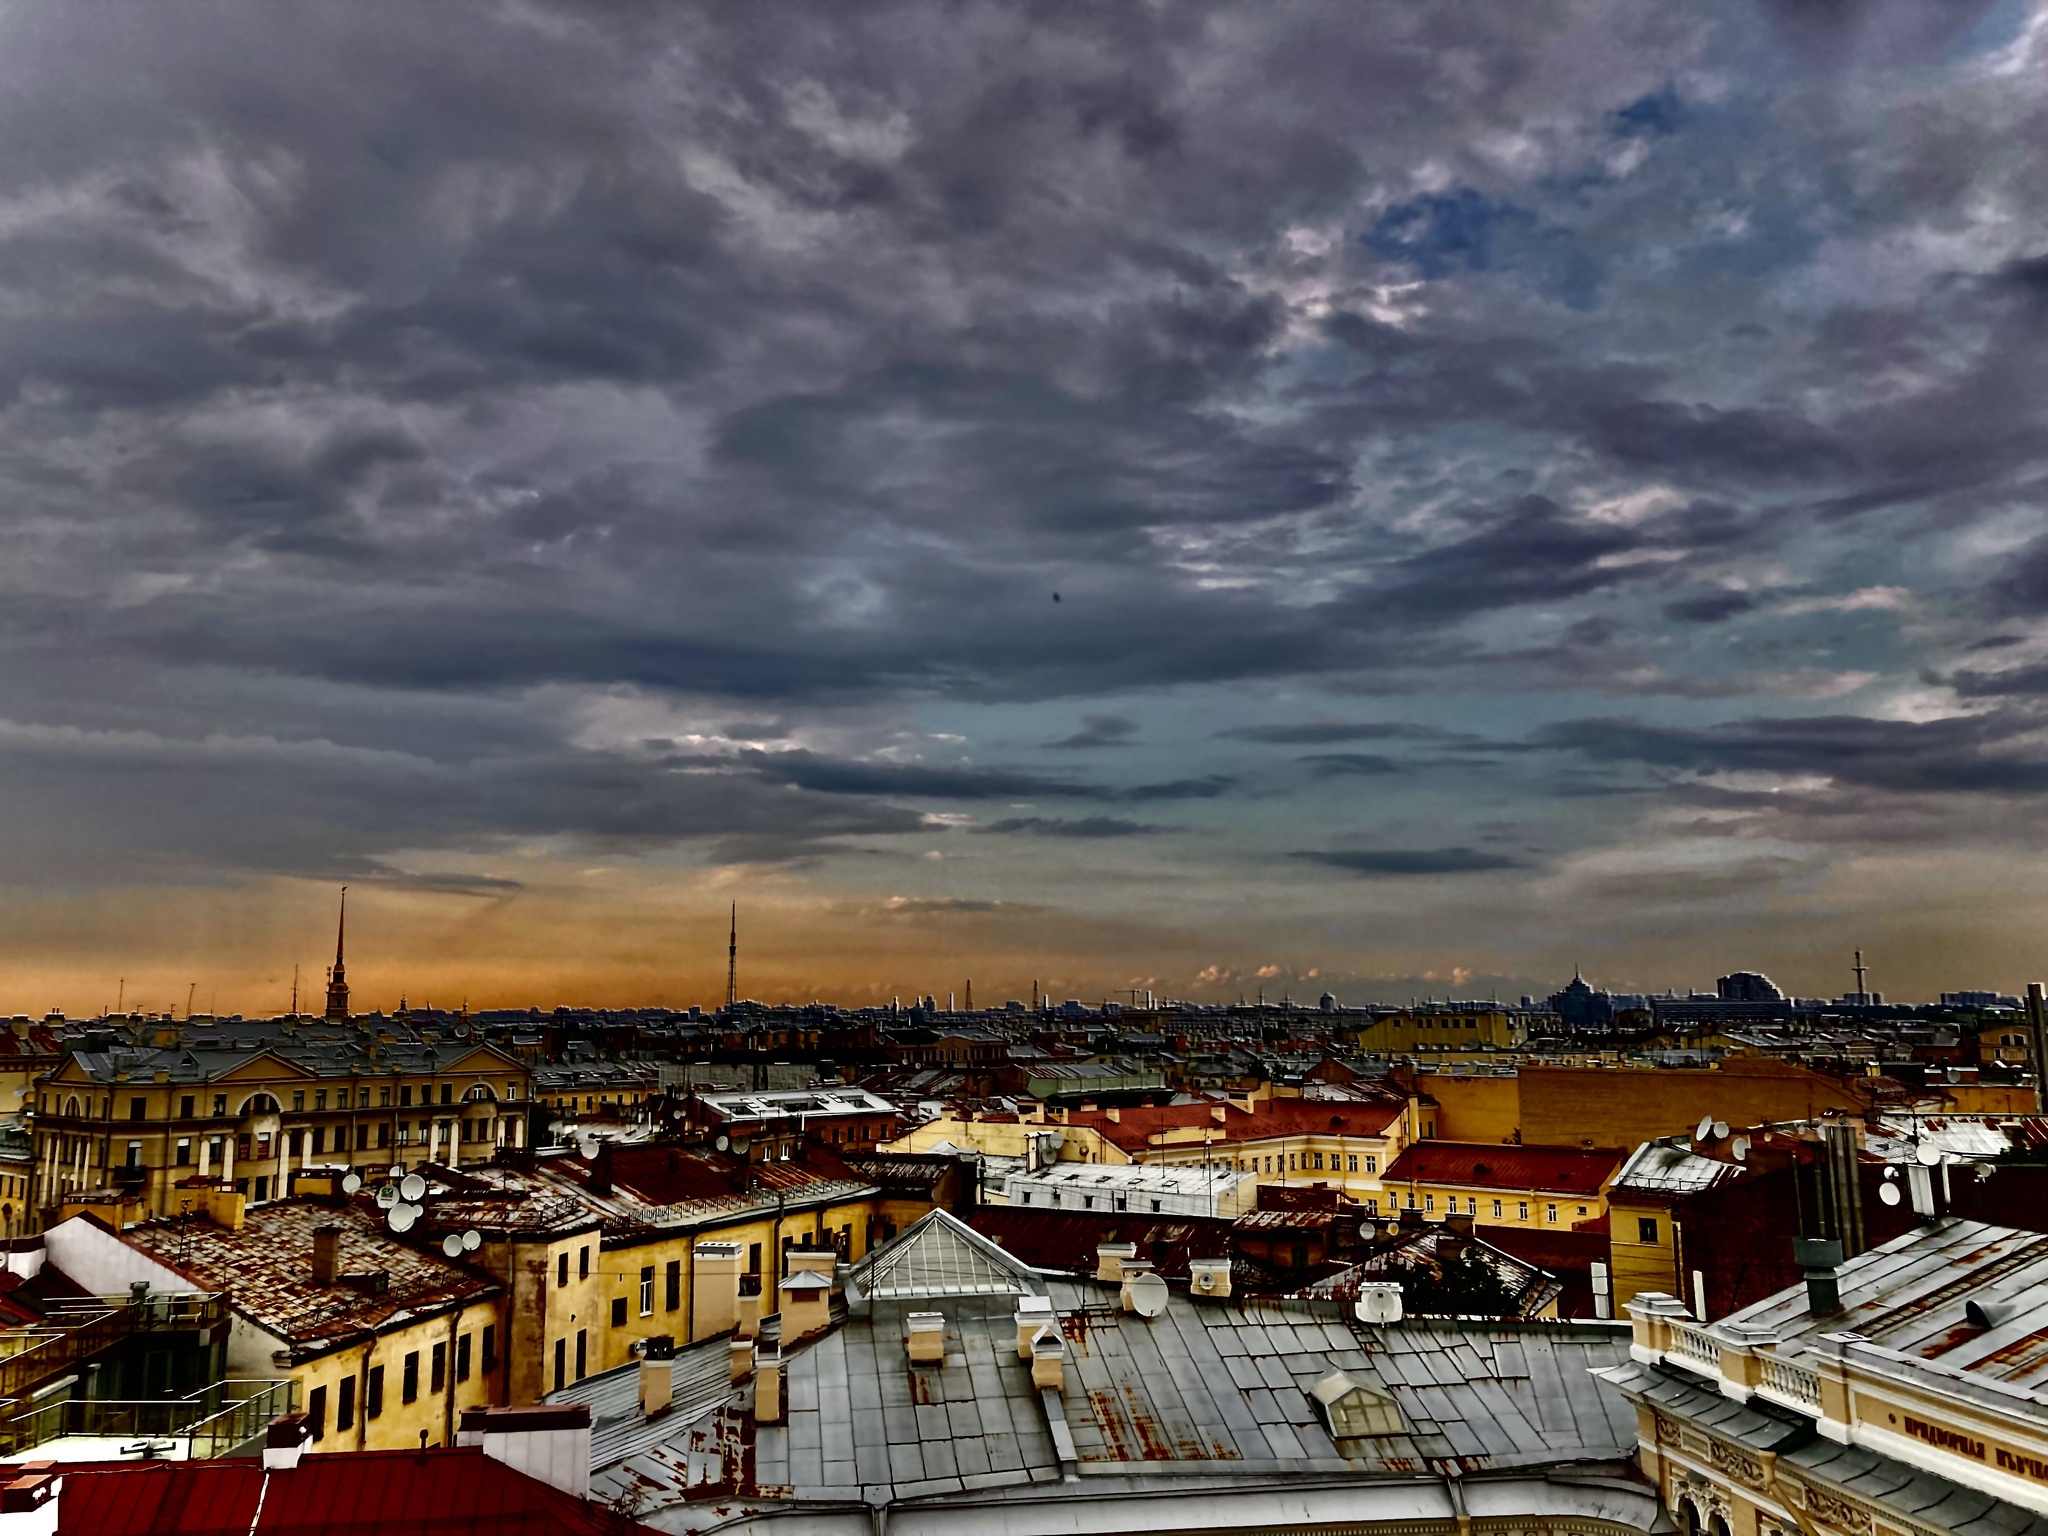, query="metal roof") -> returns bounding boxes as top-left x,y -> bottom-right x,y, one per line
588,1274 -> 1641,1516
